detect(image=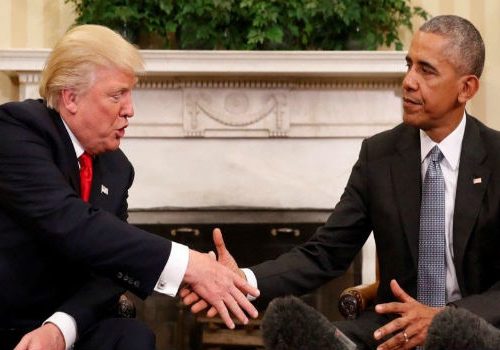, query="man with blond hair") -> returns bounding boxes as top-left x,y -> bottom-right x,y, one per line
0,25 -> 258,350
